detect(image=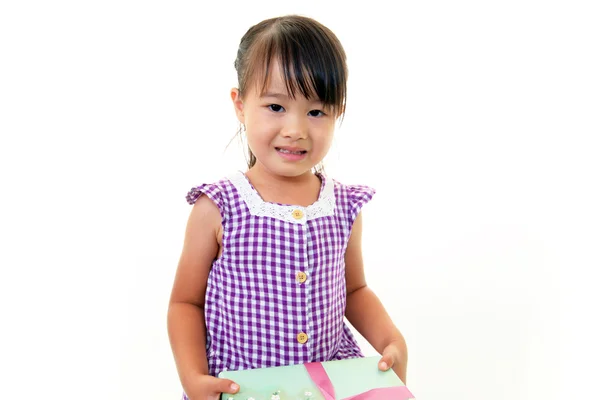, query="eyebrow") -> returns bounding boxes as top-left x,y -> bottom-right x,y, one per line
260,92 -> 289,99
261,92 -> 323,104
